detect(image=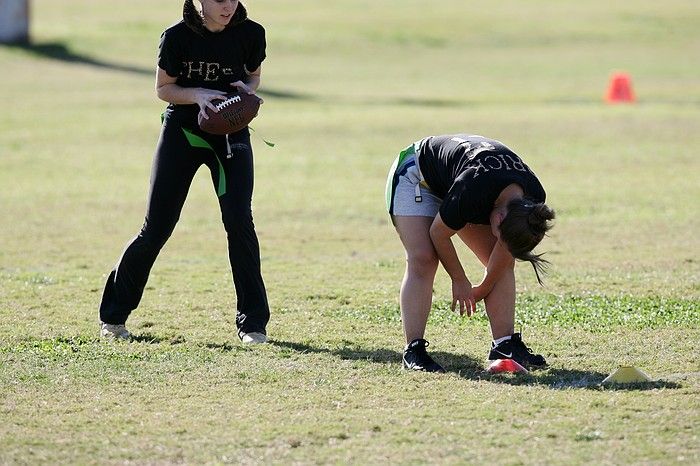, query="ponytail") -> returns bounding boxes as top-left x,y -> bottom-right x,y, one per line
183,0 -> 248,35
232,2 -> 248,25
183,0 -> 206,35
499,199 -> 556,285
